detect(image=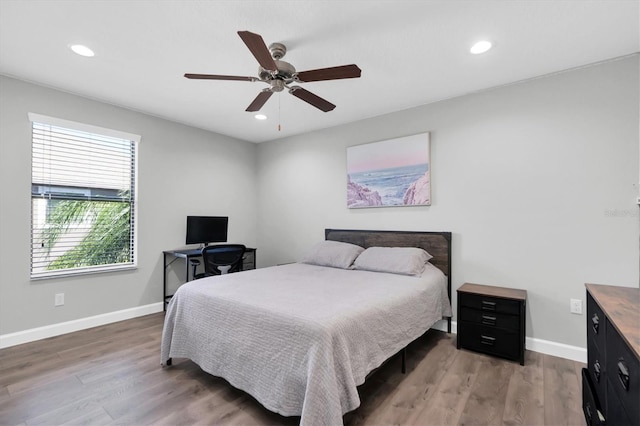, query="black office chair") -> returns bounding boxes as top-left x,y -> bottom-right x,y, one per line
190,244 -> 246,279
